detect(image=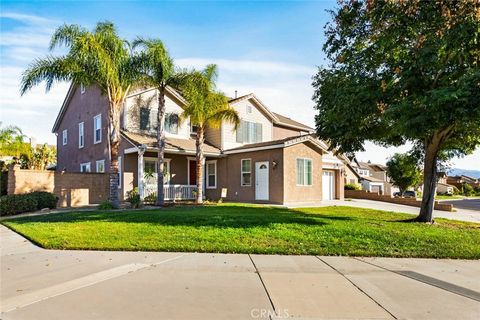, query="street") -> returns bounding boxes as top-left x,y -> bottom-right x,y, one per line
441,199 -> 480,212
